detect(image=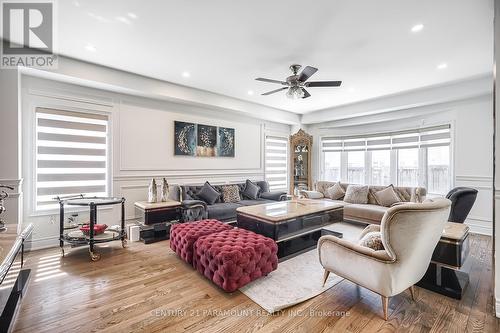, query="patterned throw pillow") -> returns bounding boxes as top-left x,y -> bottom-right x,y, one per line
343,185 -> 369,204
325,182 -> 345,200
358,232 -> 385,251
373,185 -> 402,207
221,185 -> 241,203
